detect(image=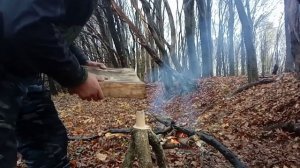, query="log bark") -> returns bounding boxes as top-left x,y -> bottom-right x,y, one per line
148,130 -> 167,168
132,129 -> 153,168
121,128 -> 153,168
235,0 -> 259,82
122,141 -> 135,168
